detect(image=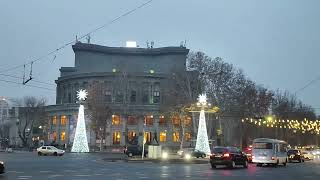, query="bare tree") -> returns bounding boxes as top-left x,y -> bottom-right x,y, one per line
87,82 -> 112,151
17,96 -> 46,147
